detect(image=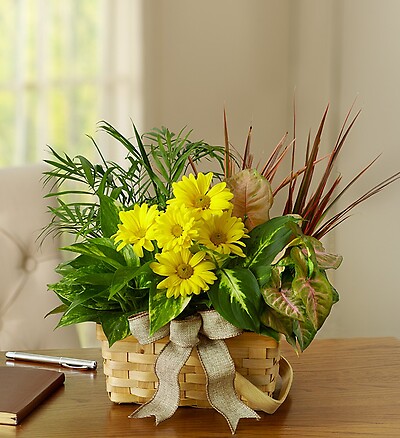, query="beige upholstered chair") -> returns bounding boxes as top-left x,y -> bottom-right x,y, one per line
0,164 -> 80,350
